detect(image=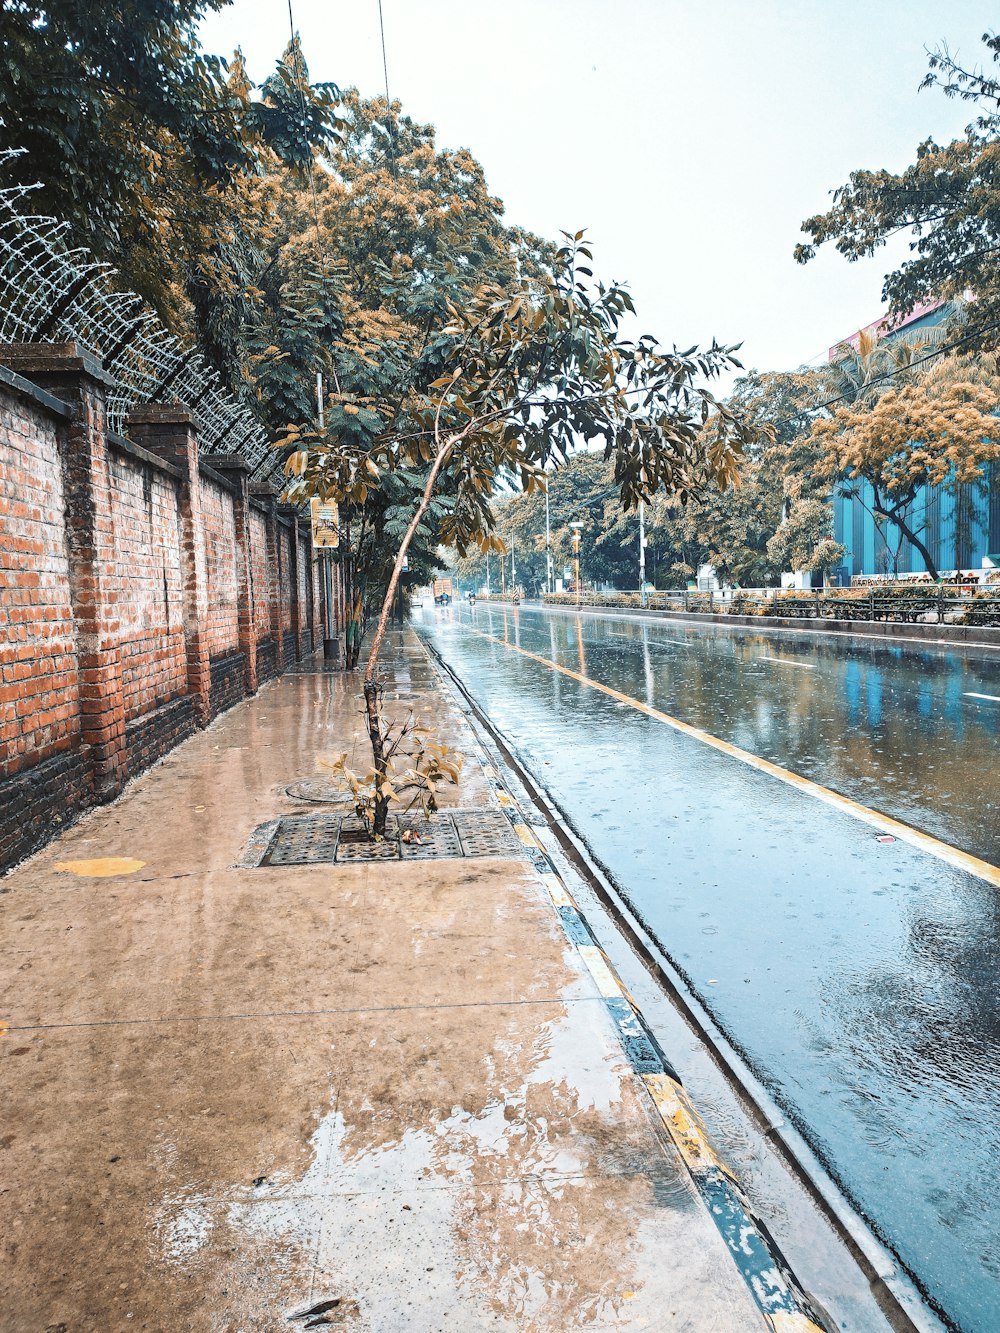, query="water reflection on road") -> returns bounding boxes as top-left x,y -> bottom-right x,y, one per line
417,602 -> 1000,1333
